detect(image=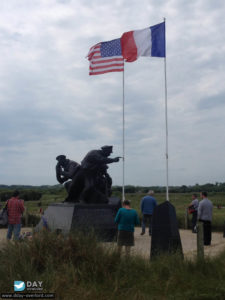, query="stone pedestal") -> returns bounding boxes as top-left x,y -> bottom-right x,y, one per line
35,197 -> 121,242
150,201 -> 183,259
